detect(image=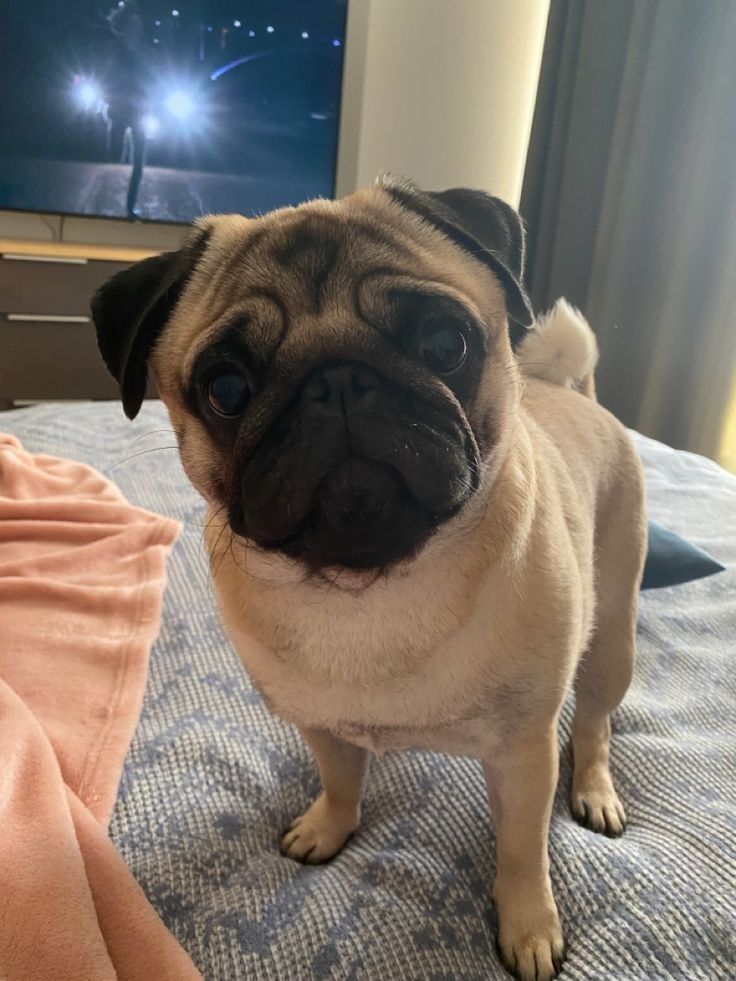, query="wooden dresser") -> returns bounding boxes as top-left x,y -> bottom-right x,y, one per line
0,239 -> 158,407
